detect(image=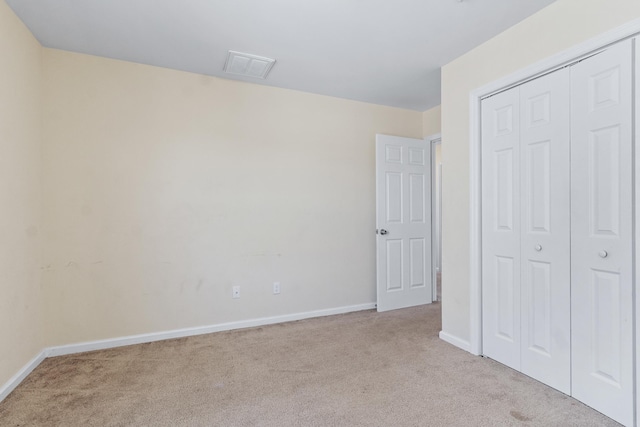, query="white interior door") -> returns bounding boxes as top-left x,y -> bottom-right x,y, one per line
375,134 -> 432,312
481,69 -> 572,392
481,86 -> 522,371
570,40 -> 634,426
519,68 -> 571,394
